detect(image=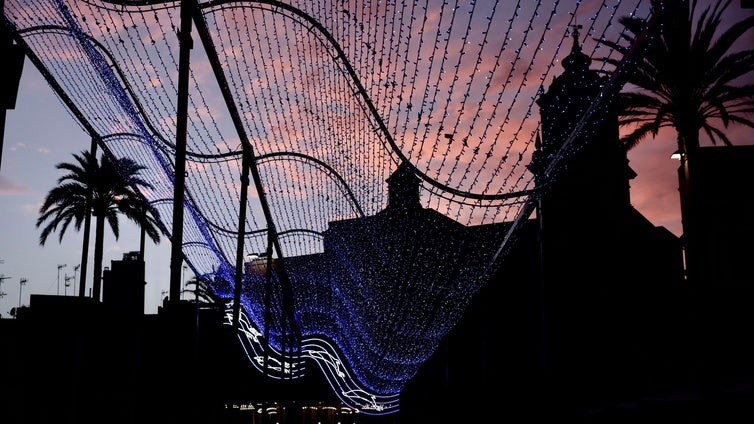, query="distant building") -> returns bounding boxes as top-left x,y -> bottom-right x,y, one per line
679,144 -> 754,392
